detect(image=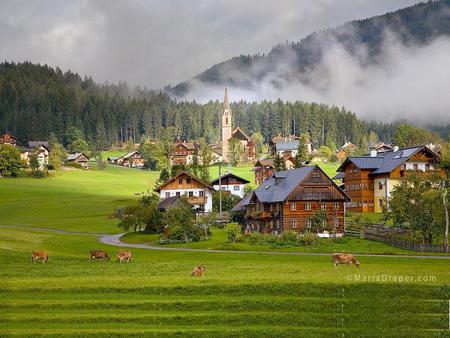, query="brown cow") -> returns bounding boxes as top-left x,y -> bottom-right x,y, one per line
89,250 -> 110,261
31,250 -> 48,263
116,250 -> 132,263
332,253 -> 359,267
191,264 -> 206,277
